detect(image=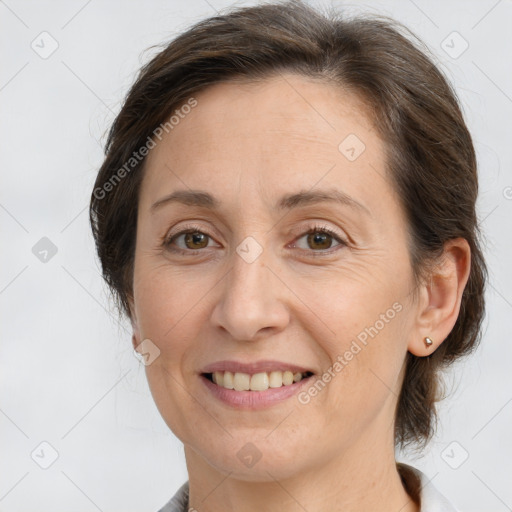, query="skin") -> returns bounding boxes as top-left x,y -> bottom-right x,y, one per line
129,72 -> 471,512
